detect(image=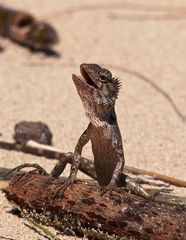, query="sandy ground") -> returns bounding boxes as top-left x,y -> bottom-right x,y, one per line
0,0 -> 186,239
